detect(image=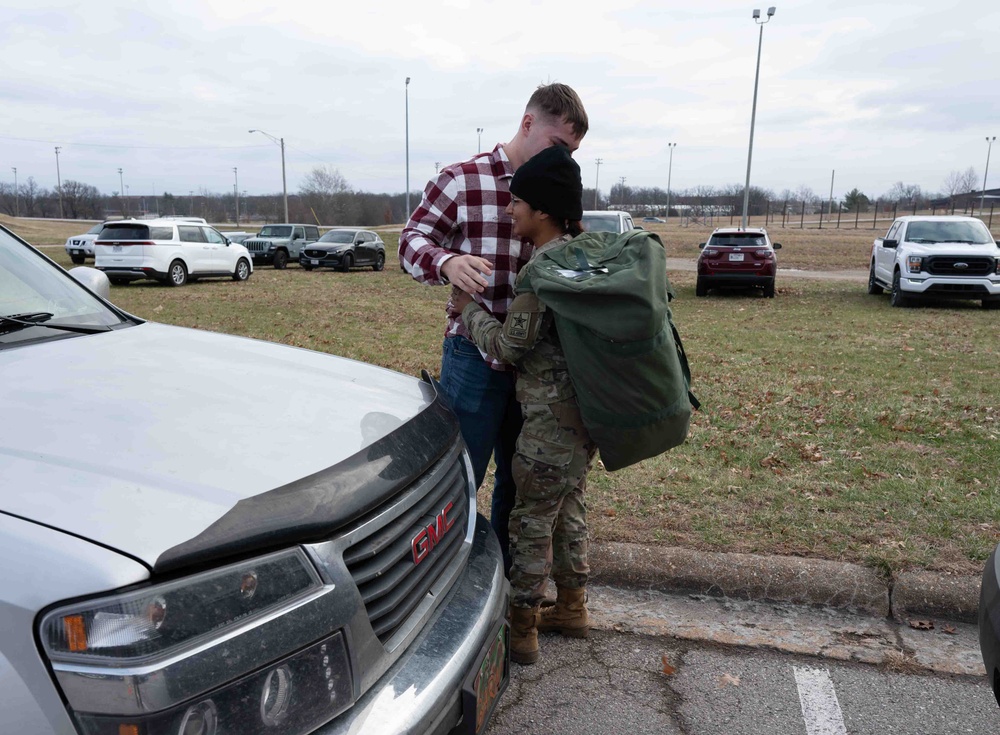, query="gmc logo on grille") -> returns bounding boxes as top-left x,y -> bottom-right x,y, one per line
411,502 -> 456,566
